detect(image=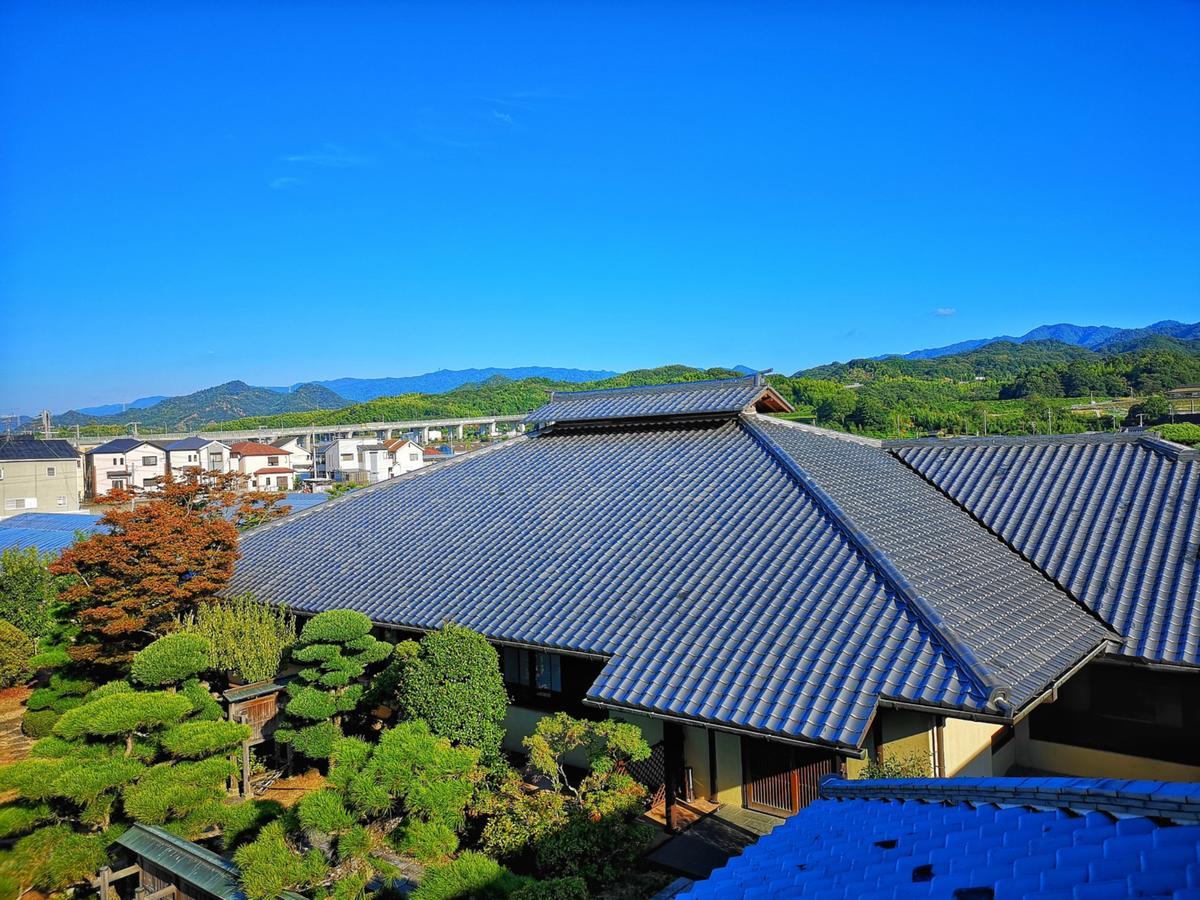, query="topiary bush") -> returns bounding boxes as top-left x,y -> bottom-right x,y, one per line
397,819 -> 459,863
0,620 -> 35,688
391,623 -> 509,766
232,820 -> 329,900
411,851 -> 523,900
160,719 -> 251,758
275,609 -> 390,761
131,633 -> 212,687
21,708 -> 59,738
177,594 -> 296,684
